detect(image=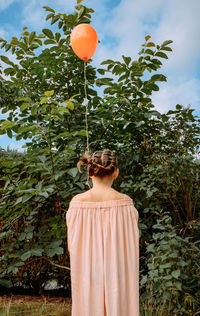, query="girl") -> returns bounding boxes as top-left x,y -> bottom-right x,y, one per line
66,149 -> 139,316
